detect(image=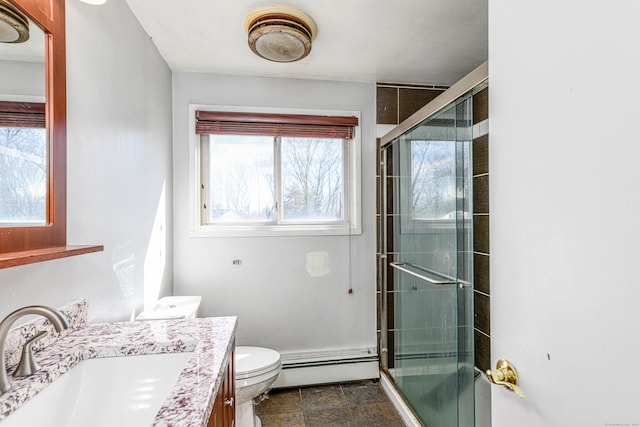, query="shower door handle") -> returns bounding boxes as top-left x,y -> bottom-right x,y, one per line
486,359 -> 526,399
389,262 -> 456,285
